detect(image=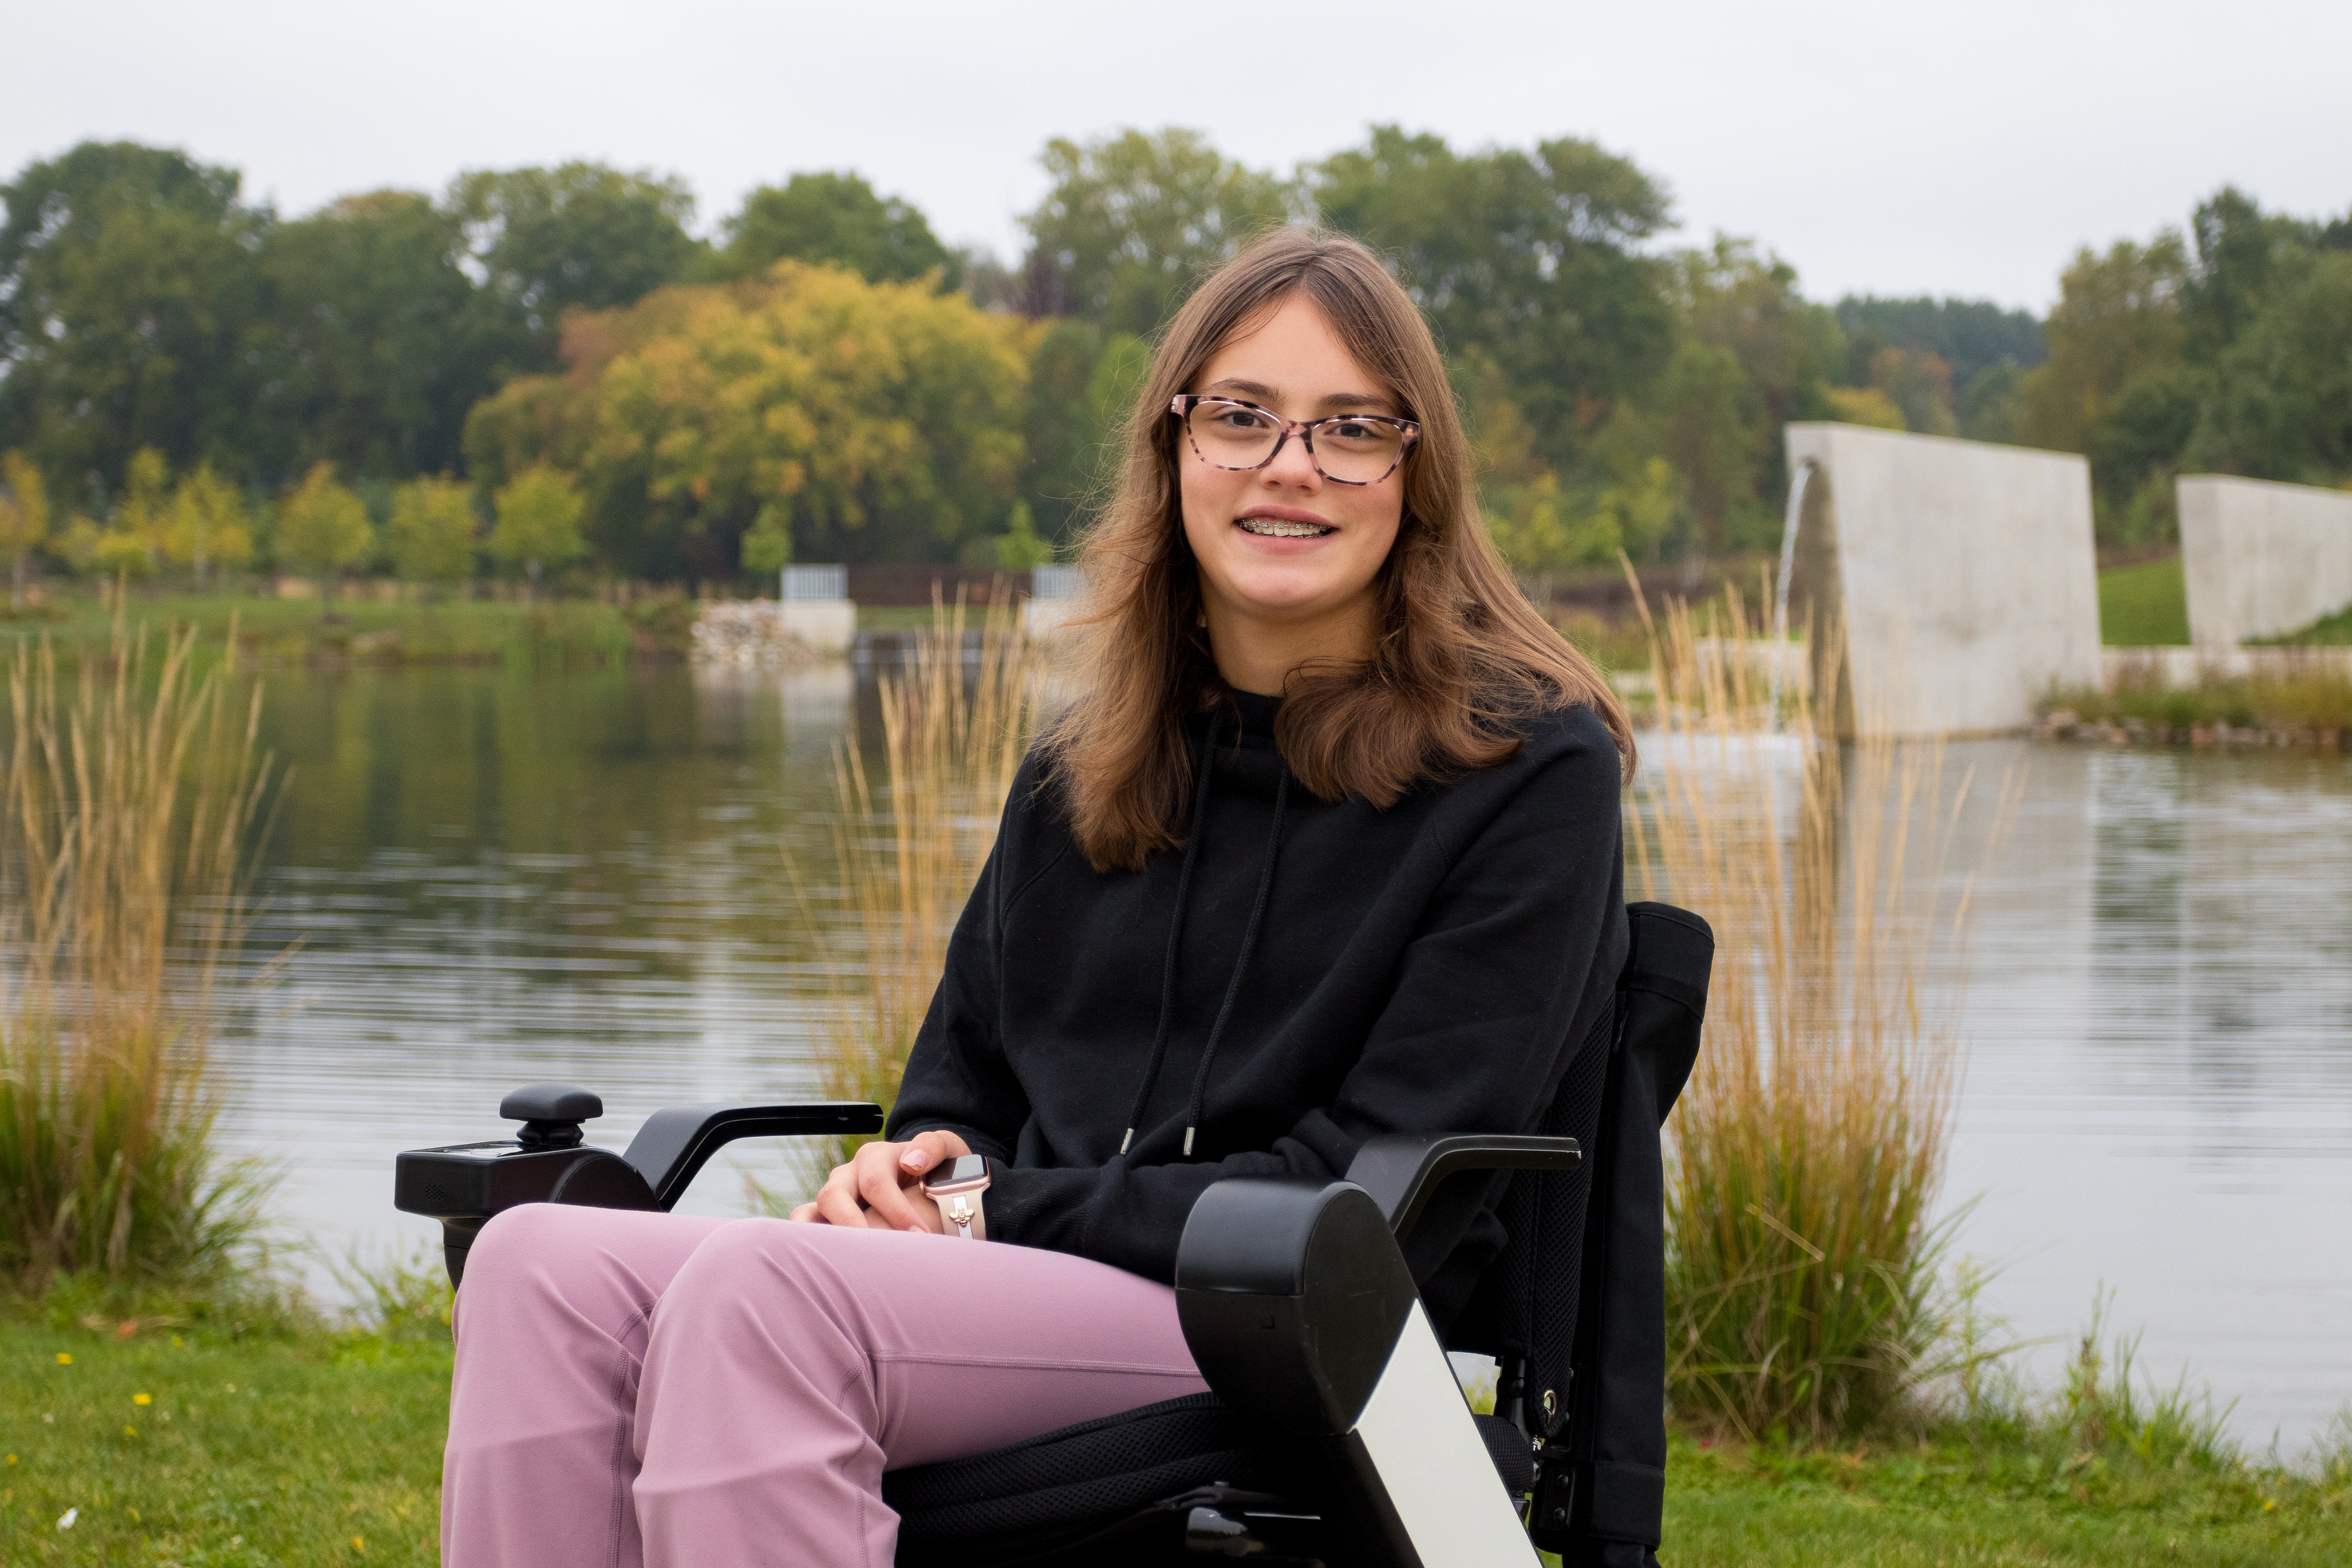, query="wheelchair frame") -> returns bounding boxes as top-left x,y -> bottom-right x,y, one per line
398,1091 -> 1579,1567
